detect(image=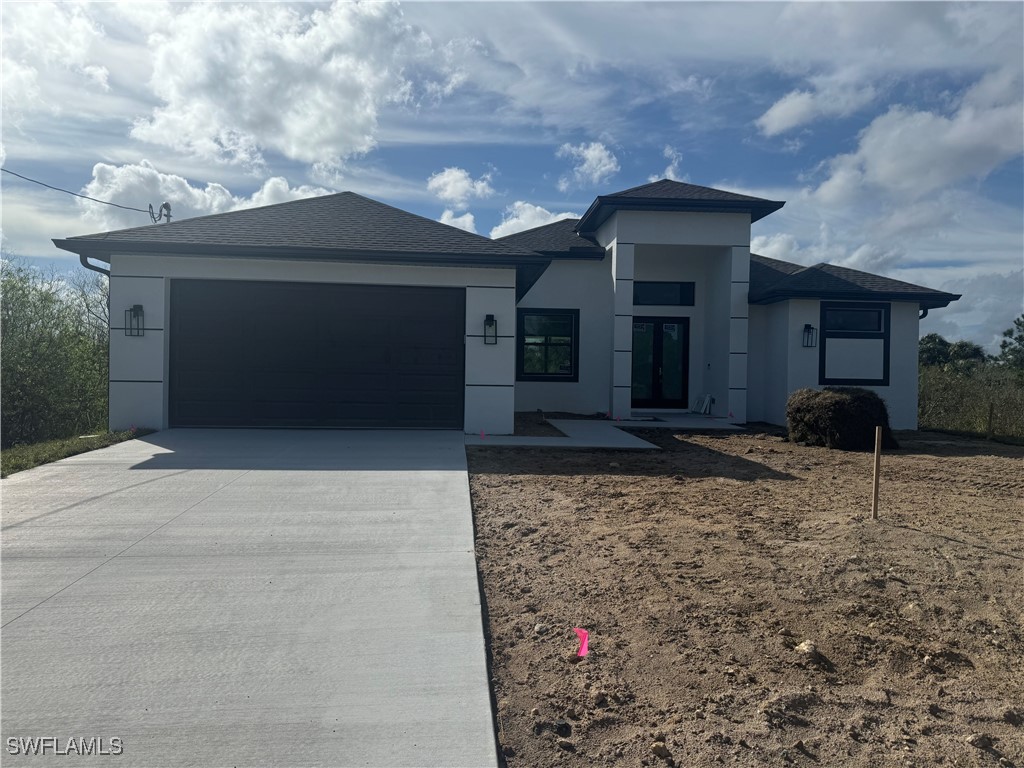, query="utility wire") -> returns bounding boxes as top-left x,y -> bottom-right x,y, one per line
1,168 -> 150,214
